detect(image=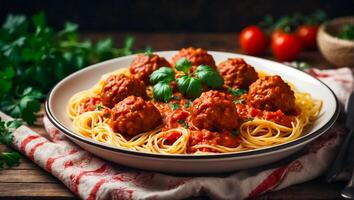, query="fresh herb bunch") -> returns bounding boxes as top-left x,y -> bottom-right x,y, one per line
259,10 -> 327,33
0,12 -> 136,124
150,58 -> 224,102
0,118 -> 22,170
